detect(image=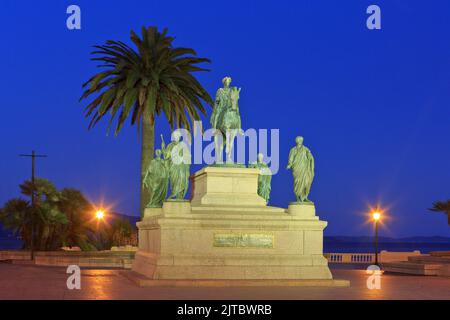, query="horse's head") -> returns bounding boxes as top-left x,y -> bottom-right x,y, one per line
230,87 -> 241,109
